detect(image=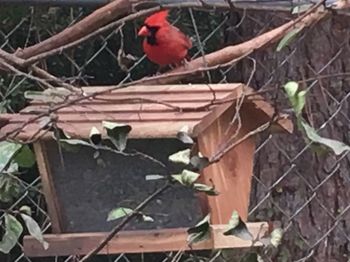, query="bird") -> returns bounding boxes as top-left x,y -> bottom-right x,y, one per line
137,10 -> 192,67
